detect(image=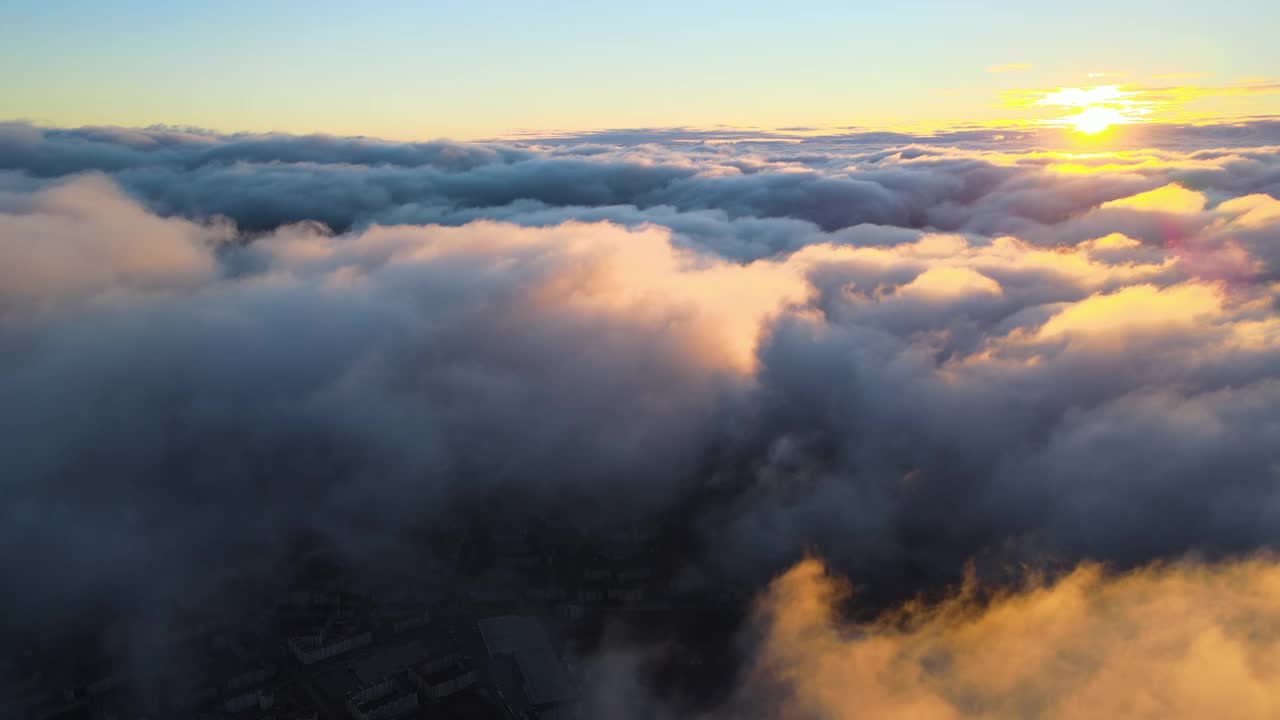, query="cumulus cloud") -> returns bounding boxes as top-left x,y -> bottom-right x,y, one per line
0,175 -> 226,308
727,556 -> 1280,720
3,122 -> 1280,710
1099,182 -> 1207,213
5,120 -> 1280,258
1,181 -> 802,623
